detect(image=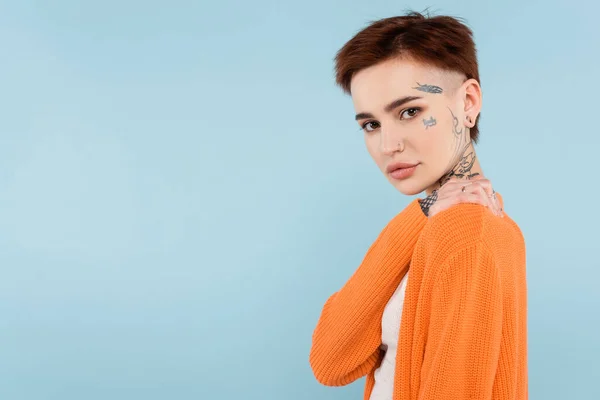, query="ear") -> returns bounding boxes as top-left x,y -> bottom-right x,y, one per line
462,78 -> 482,127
